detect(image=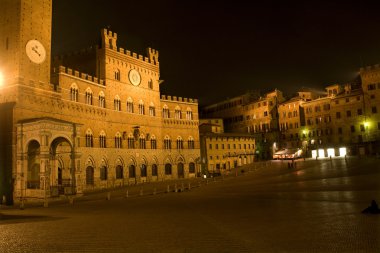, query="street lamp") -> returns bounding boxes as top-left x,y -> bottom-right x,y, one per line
0,71 -> 4,87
